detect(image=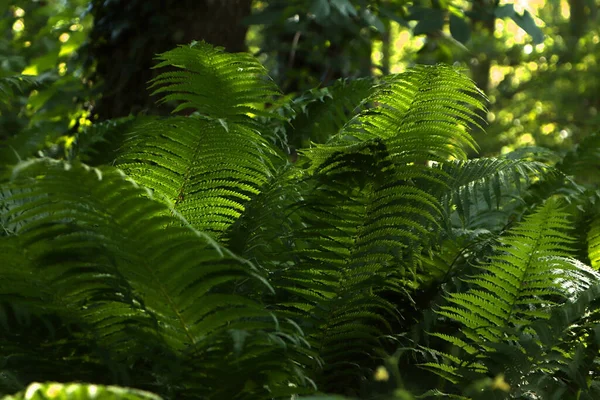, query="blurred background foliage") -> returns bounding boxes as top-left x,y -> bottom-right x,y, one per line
0,0 -> 598,162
